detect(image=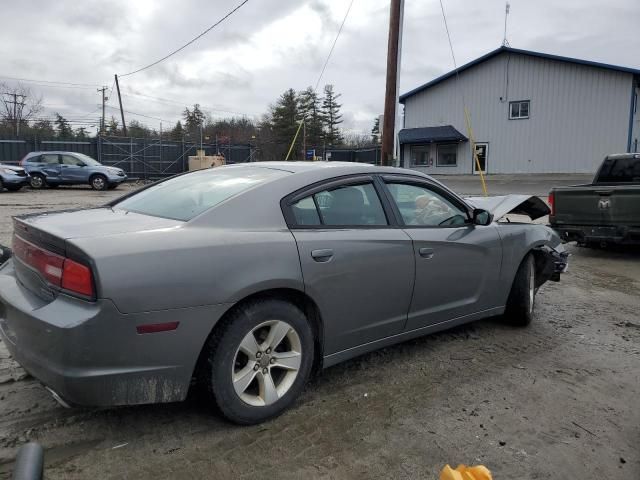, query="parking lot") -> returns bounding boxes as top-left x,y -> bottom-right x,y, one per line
0,178 -> 638,479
